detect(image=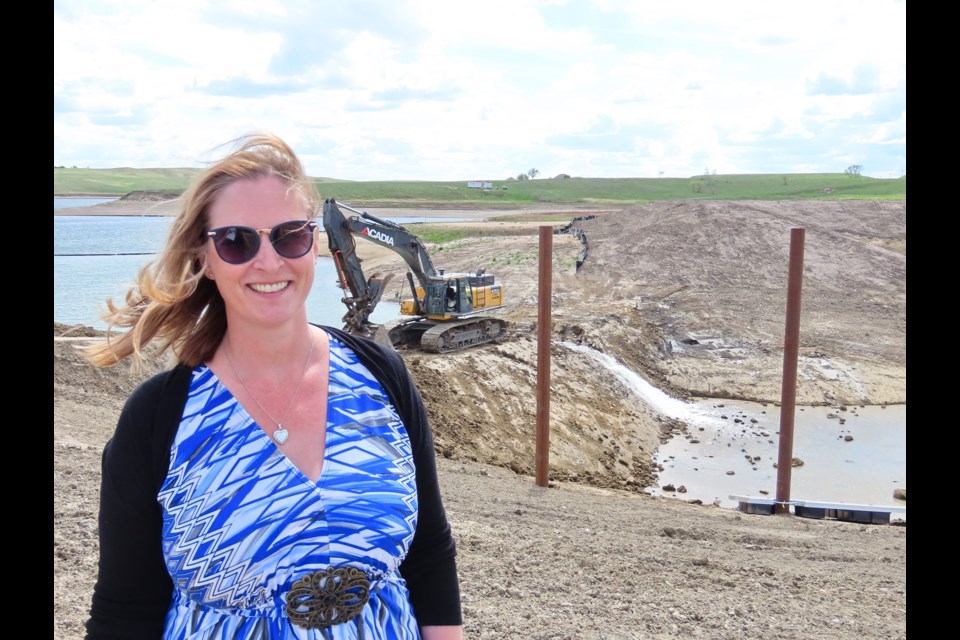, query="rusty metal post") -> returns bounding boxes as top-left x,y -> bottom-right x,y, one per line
535,226 -> 553,487
775,228 -> 805,513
